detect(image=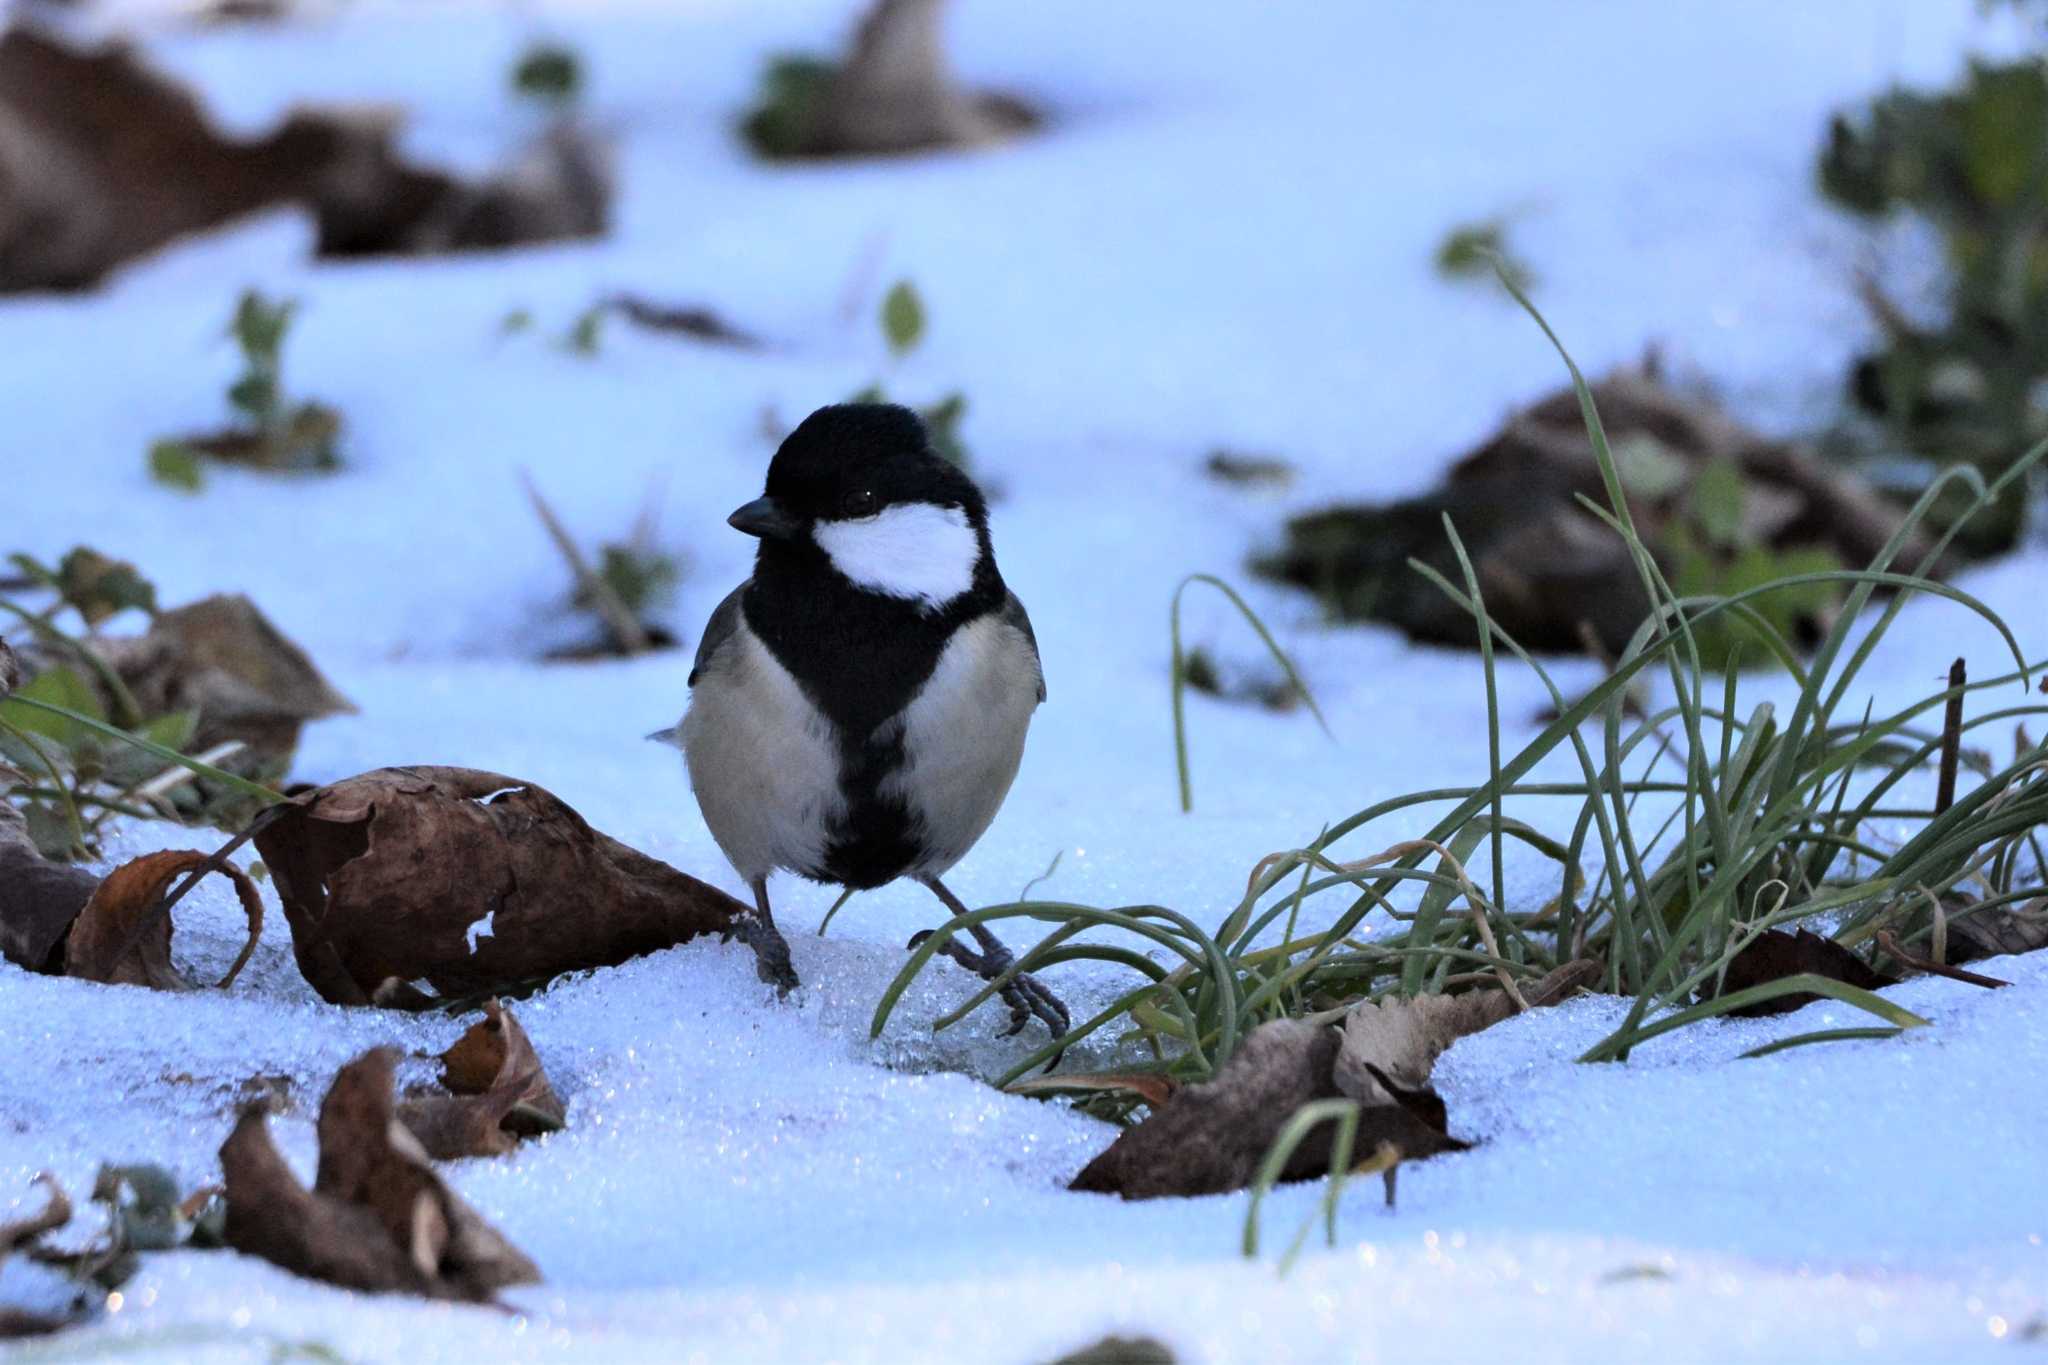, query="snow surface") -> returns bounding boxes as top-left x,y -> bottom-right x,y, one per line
3,0 -> 2047,1360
